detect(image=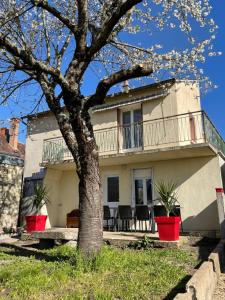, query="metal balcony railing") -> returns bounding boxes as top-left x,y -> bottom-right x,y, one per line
203,113 -> 225,155
42,111 -> 225,163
